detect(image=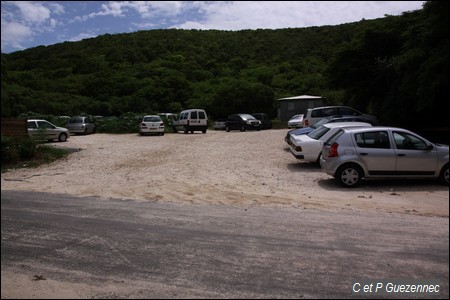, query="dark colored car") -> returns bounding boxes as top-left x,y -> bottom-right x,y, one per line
251,113 -> 272,129
226,114 -> 261,132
